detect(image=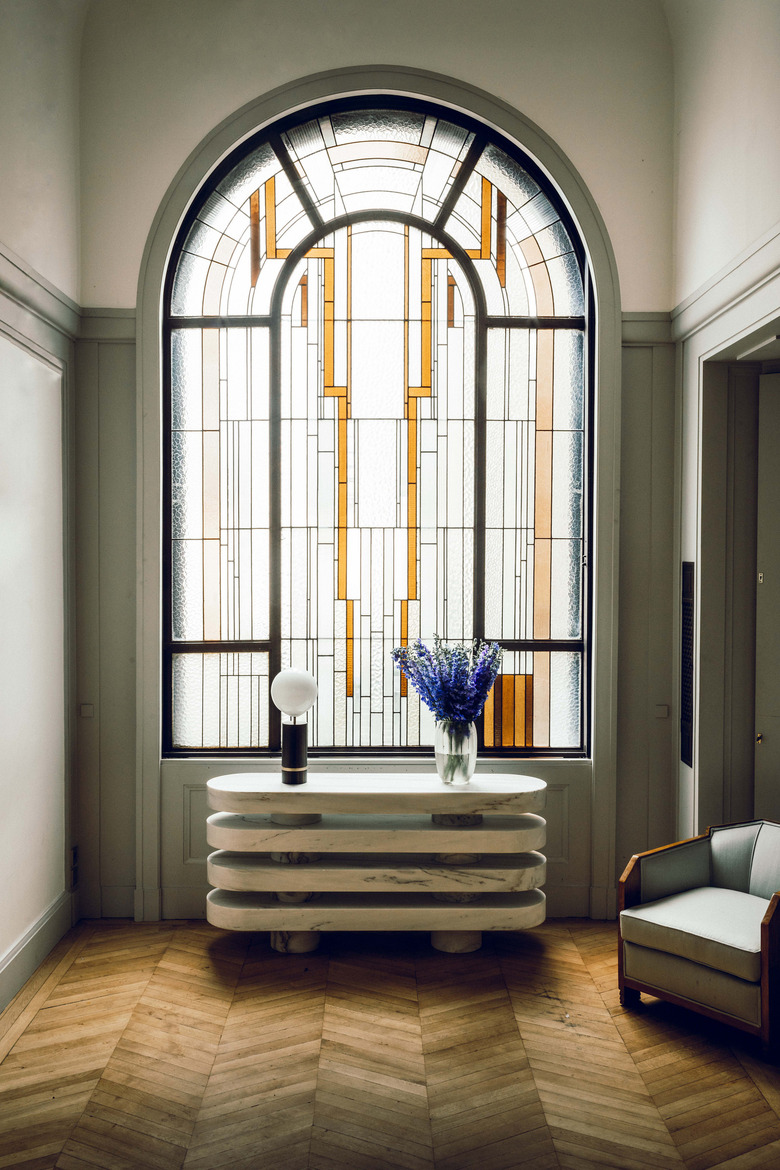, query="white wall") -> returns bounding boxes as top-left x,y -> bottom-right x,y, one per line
0,0 -> 86,301
0,334 -> 67,974
665,0 -> 780,308
80,0 -> 673,310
